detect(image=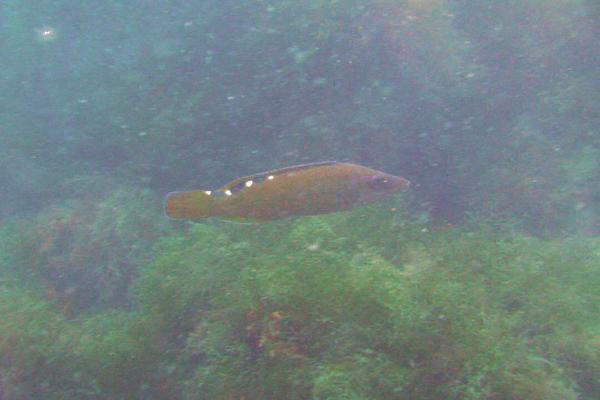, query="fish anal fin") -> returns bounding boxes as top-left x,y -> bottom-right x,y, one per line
219,215 -> 265,224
